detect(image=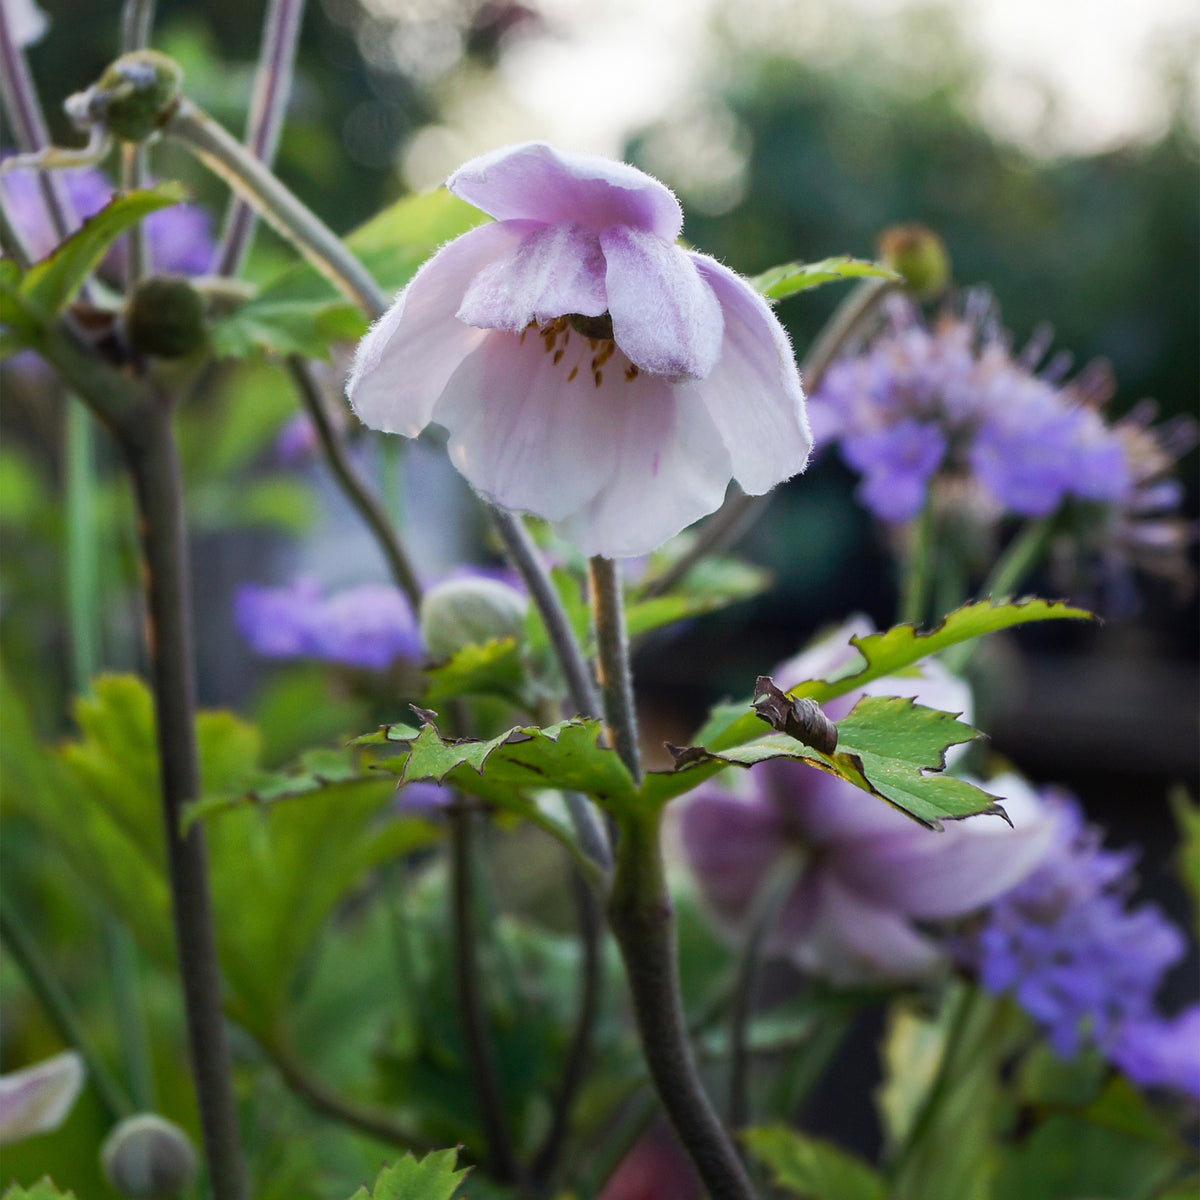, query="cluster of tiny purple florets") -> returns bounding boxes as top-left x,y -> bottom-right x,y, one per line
957,793 -> 1199,1096
809,294 -> 1132,523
